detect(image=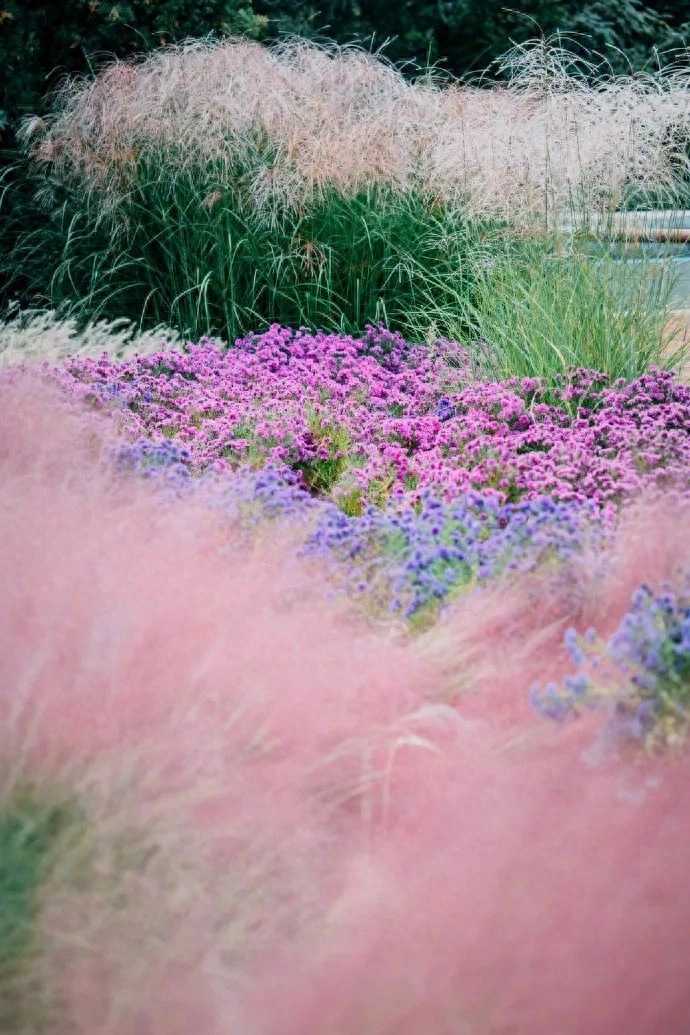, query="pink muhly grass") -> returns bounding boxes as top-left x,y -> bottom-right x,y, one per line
0,376 -> 424,1032
3,377 -> 690,1033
